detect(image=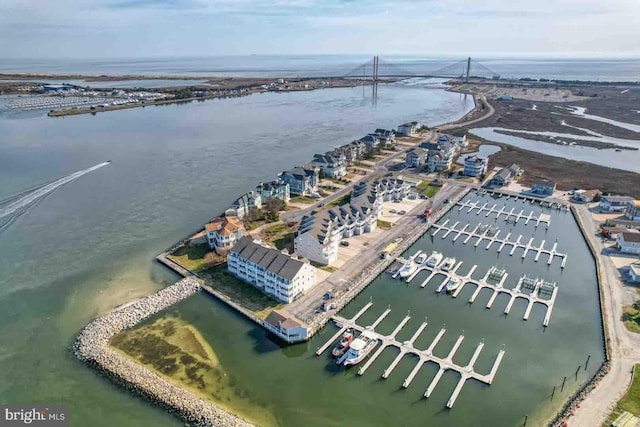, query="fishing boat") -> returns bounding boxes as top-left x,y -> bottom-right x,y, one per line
340,331 -> 378,366
440,257 -> 456,272
425,251 -> 443,268
331,329 -> 354,358
398,251 -> 421,278
445,277 -> 462,293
